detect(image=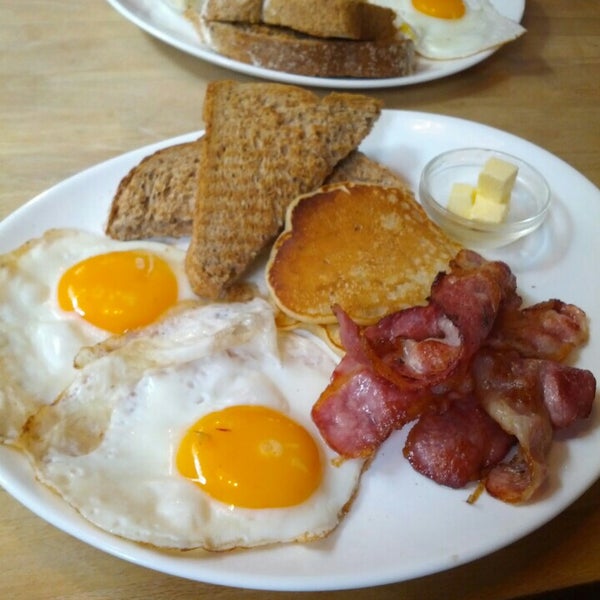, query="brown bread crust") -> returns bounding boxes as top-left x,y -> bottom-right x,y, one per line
201,21 -> 415,78
184,81 -> 382,299
202,0 -> 262,23
261,0 -> 397,41
106,140 -> 202,240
